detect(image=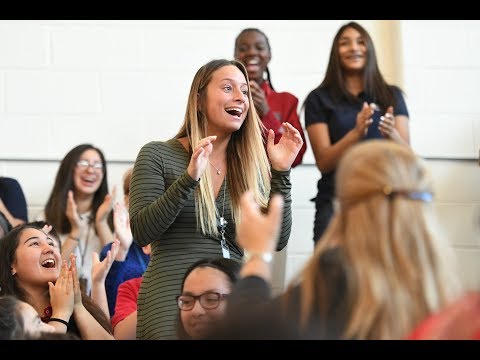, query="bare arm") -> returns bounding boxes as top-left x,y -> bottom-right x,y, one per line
113,311 -> 138,340
90,240 -> 119,318
61,191 -> 86,261
378,106 -> 410,146
95,187 -> 117,247
307,102 -> 374,173
394,115 -> 410,145
70,254 -> 115,340
73,304 -> 115,340
112,202 -> 132,261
